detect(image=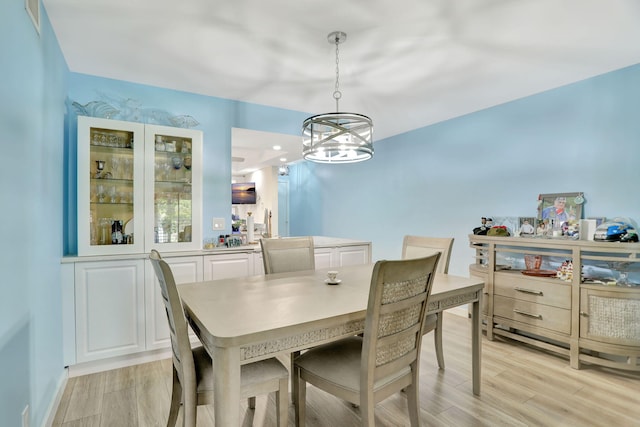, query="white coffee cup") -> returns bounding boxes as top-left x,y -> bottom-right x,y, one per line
327,271 -> 338,282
